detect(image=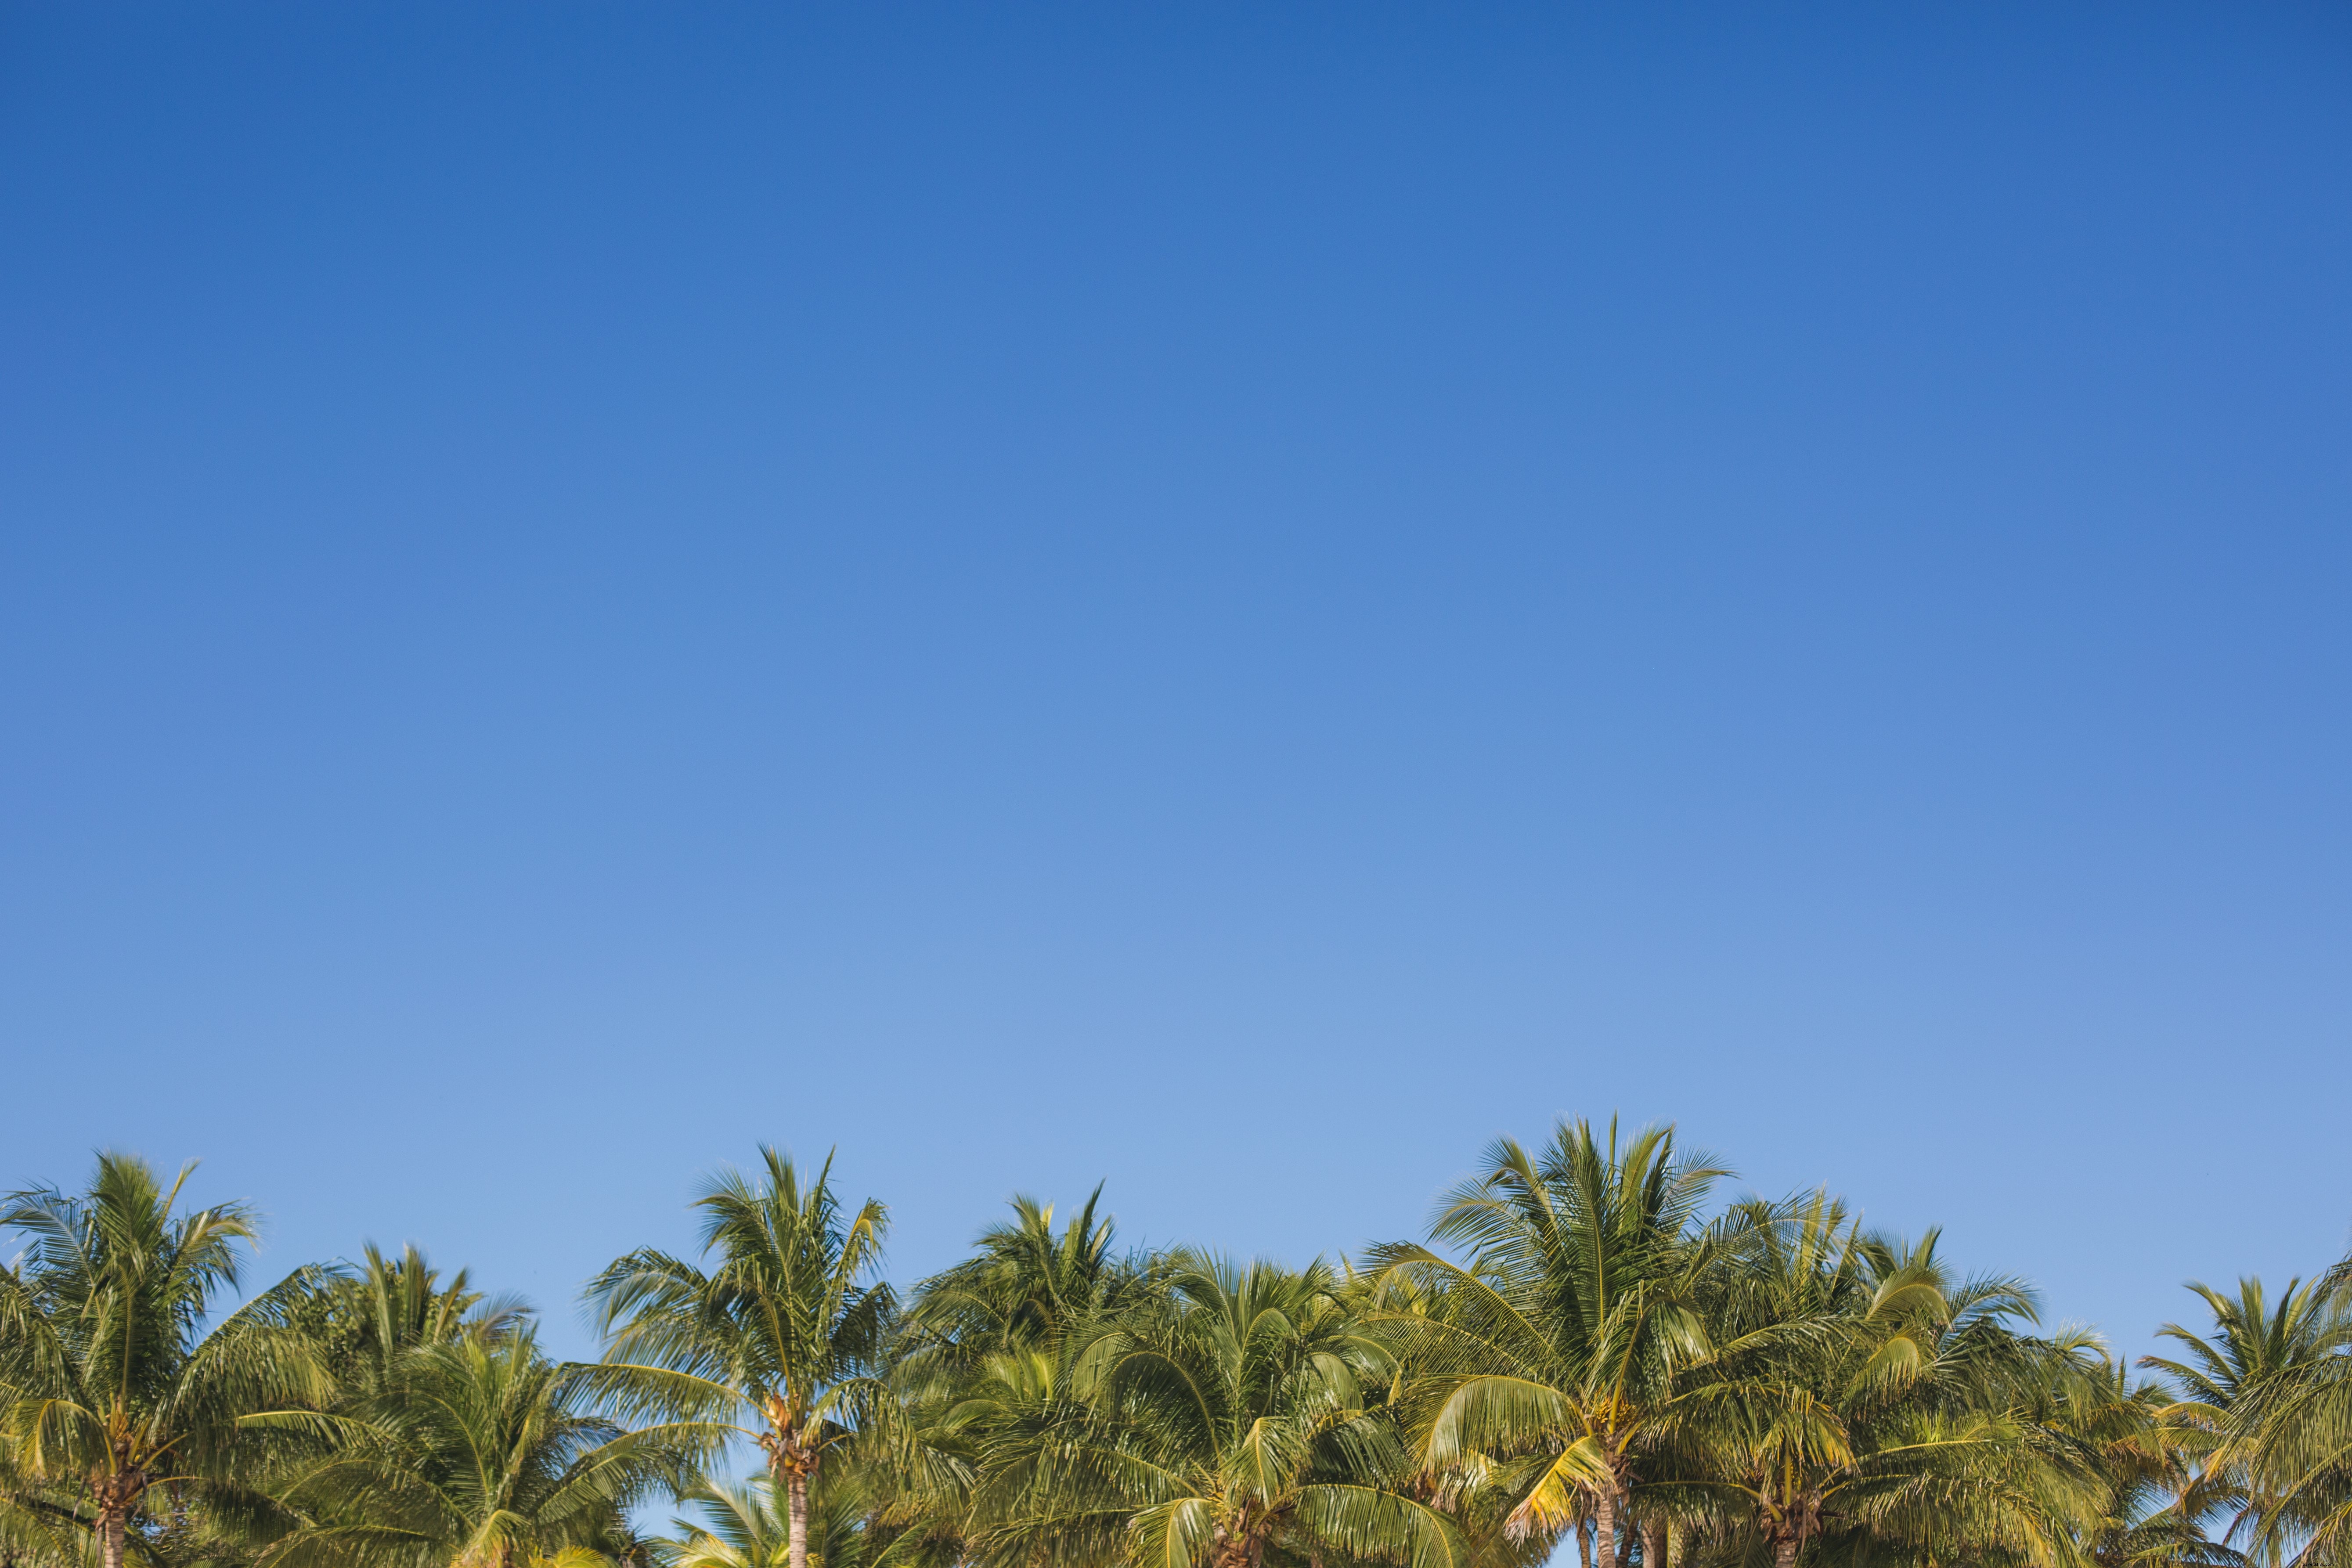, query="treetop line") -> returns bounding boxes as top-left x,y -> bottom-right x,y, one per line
2,1123 -> 2345,1568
